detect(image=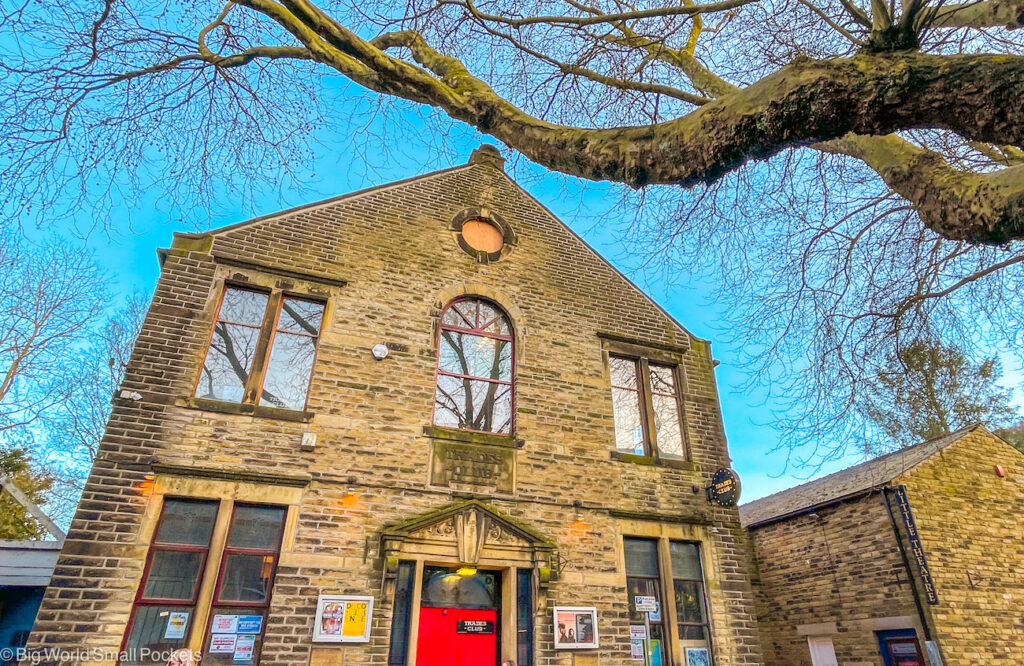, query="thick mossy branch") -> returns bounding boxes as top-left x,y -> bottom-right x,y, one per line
820,134 -> 1024,243
935,0 -> 1024,28
235,0 -> 1024,242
